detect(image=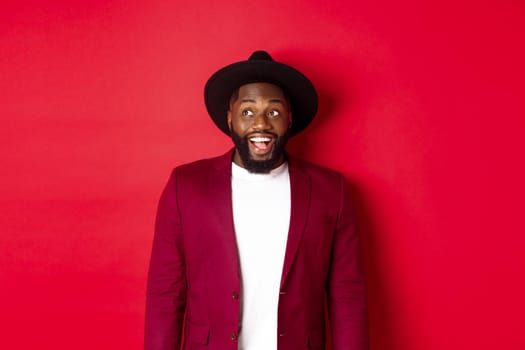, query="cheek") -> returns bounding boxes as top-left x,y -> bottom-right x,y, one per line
275,119 -> 291,133
231,117 -> 248,133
